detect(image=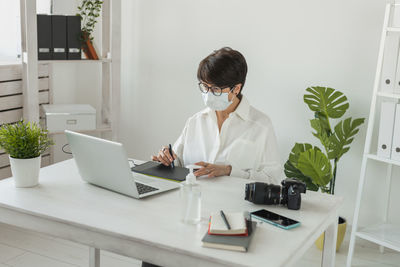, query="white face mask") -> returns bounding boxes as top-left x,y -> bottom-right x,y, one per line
202,91 -> 232,111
